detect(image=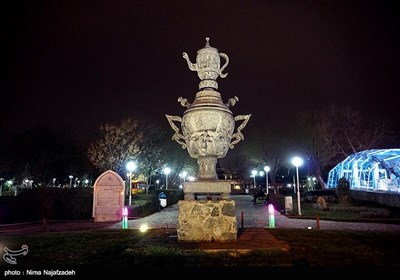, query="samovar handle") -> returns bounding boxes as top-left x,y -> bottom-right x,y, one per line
165,115 -> 187,149
229,114 -> 251,149
219,53 -> 229,78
